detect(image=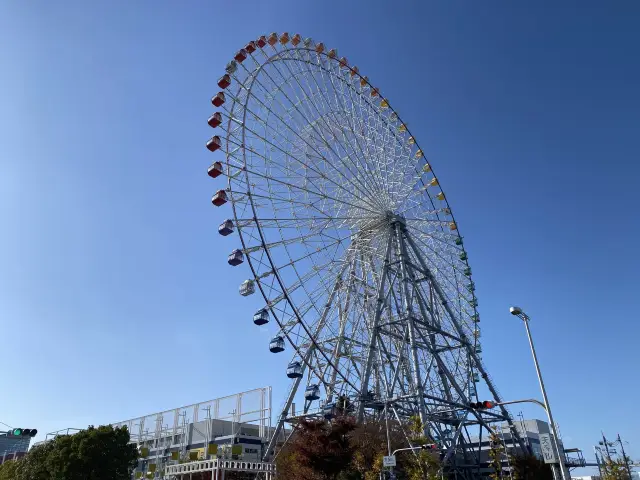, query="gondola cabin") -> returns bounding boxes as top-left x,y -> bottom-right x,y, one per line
269,336 -> 285,353
286,361 -> 303,378
217,74 -> 231,89
323,403 -> 337,419
472,314 -> 480,323
234,49 -> 247,63
256,36 -> 267,48
305,384 -> 320,401
473,373 -> 480,383
239,279 -> 255,296
212,189 -> 227,206
459,252 -> 468,261
208,112 -> 222,128
245,41 -> 256,54
212,92 -> 225,107
291,34 -> 301,46
463,267 -> 472,276
279,32 -> 290,45
475,345 -> 482,354
268,33 -> 278,46
208,161 -> 223,178
253,308 -> 269,326
218,219 -> 234,236
455,237 -> 463,246
206,136 -> 222,152
228,249 -> 244,266
225,61 -> 237,74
